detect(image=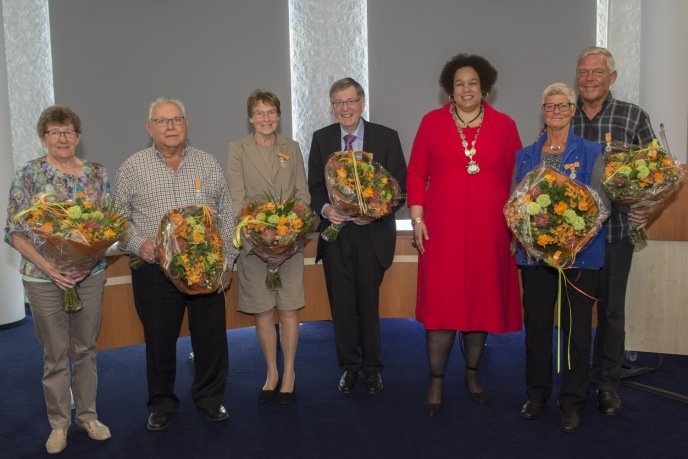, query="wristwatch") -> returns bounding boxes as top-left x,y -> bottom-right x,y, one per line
410,217 -> 423,227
